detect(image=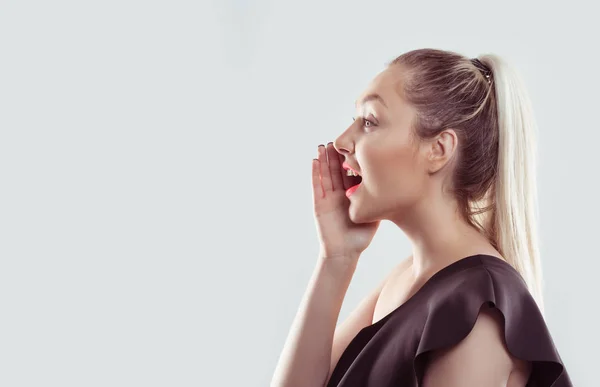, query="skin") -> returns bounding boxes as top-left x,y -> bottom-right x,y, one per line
331,65 -> 532,386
